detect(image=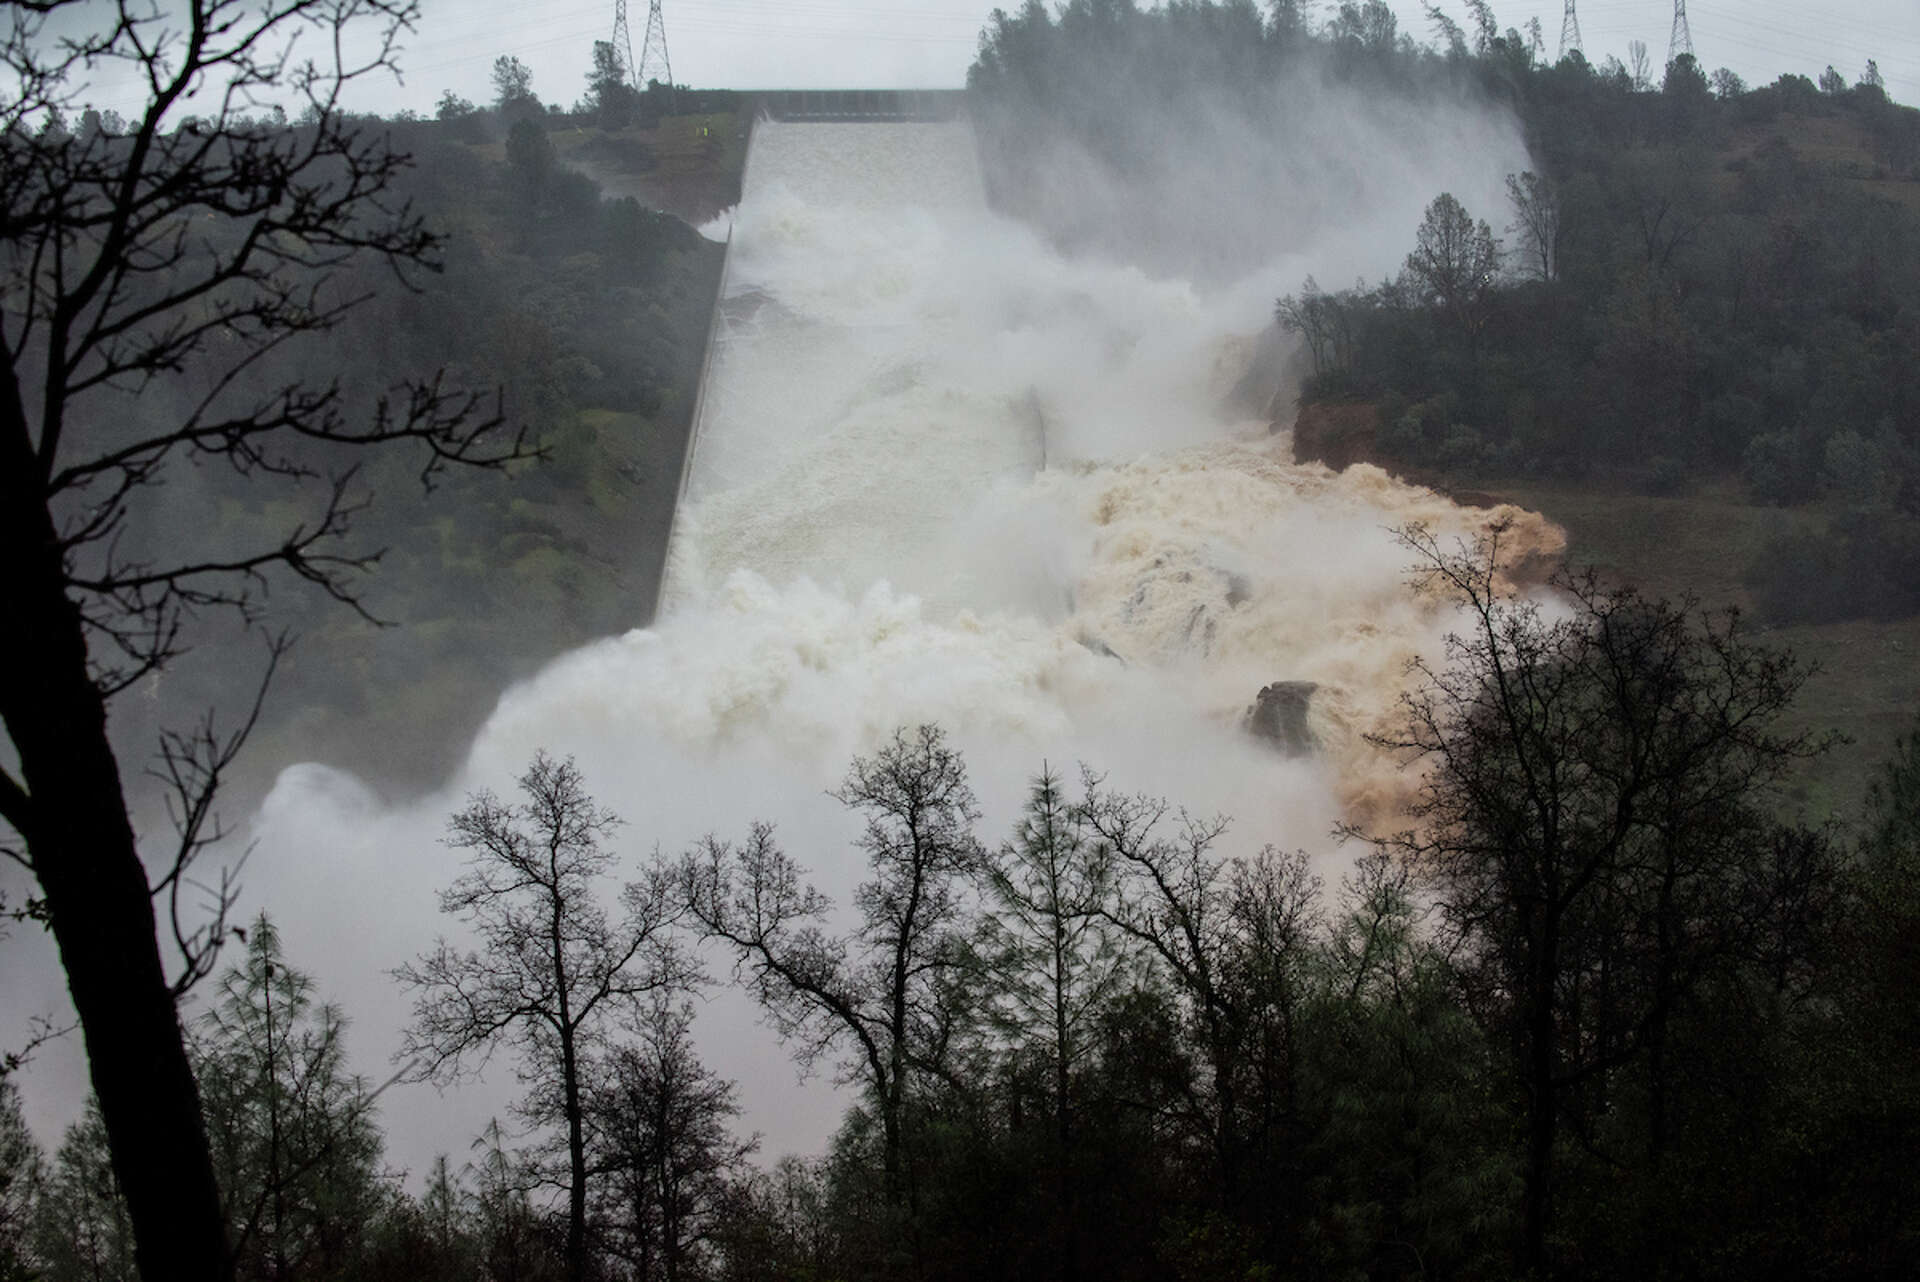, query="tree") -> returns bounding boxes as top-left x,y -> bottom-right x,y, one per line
436,88 -> 477,120
1819,64 -> 1847,95
1661,53 -> 1711,134
1274,276 -> 1363,376
589,996 -> 755,1282
0,1080 -> 41,1282
1327,1 -> 1398,58
1304,852 -> 1507,1279
1504,172 -> 1562,283
1422,3 -> 1468,60
1363,521 -> 1825,1277
1461,0 -> 1498,56
467,1121 -> 563,1282
396,753 -> 694,1282
505,118 -> 557,221
1709,67 -> 1746,100
491,55 -> 536,114
1628,39 -> 1652,90
30,1102 -> 136,1282
978,767 -> 1125,1151
1402,193 -> 1501,342
586,41 -> 638,129
1078,779 -> 1318,1213
975,767 -> 1126,1279
683,726 -> 983,1214
0,4 -> 531,1277
195,914 -> 383,1280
